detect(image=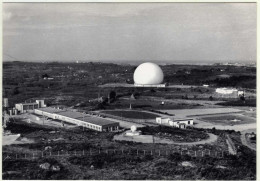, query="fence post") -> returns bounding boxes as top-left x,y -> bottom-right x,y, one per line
151,150 -> 152,155
159,150 -> 160,156
137,149 -> 138,155
194,150 -> 197,157
99,149 -> 101,154
83,150 -> 85,155
33,153 -> 34,159
106,149 -> 108,154
202,151 -> 204,157
50,151 -> 52,156
121,149 -> 124,154
58,151 -> 60,156
208,150 -> 210,156
143,150 -> 146,155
